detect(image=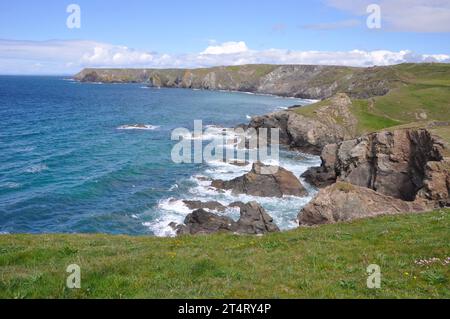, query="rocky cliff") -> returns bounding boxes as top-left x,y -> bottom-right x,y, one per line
302,128 -> 449,204
74,64 -> 400,100
247,93 -> 358,154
